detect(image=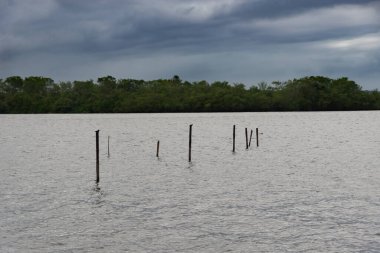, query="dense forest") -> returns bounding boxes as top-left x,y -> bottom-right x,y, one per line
0,75 -> 379,113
